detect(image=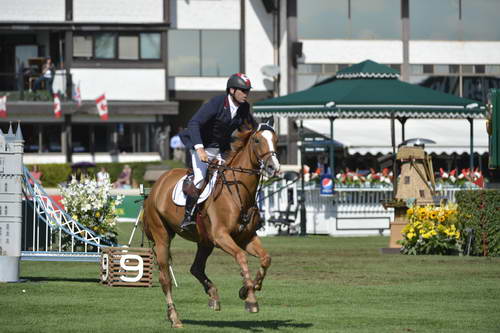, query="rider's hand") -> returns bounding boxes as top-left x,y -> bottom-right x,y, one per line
196,148 -> 209,163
